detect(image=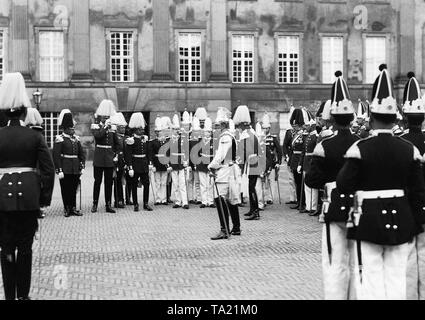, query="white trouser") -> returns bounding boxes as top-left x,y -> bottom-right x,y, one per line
172,170 -> 188,206
286,165 -> 296,202
357,242 -> 409,300
187,170 -> 194,201
187,170 -> 201,202
322,222 -> 357,300
193,170 -> 201,201
199,171 -> 214,205
304,172 -> 318,211
154,171 -> 168,204
406,231 -> 425,300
